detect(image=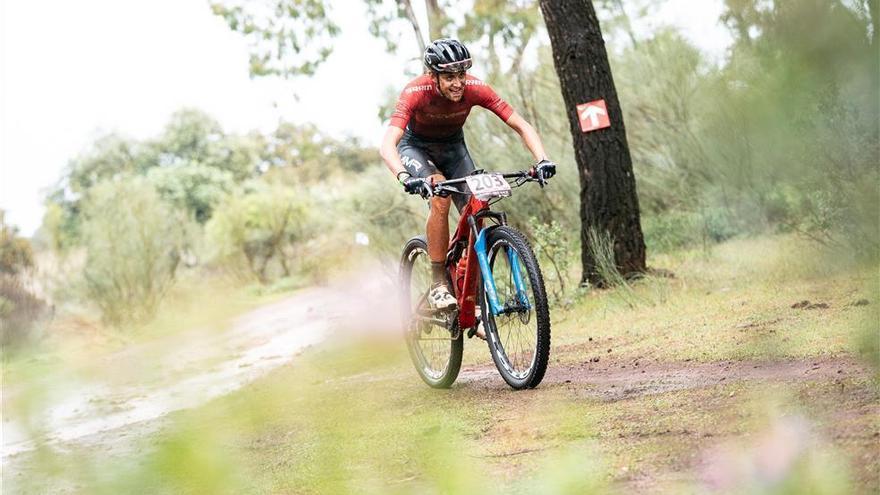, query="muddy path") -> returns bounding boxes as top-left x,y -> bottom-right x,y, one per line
1,270 -> 401,465
459,355 -> 870,400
